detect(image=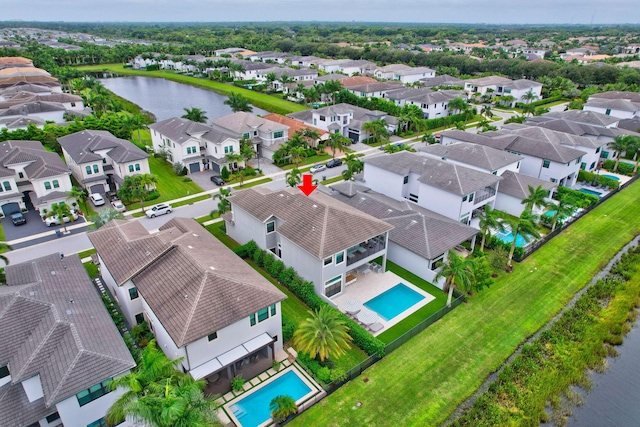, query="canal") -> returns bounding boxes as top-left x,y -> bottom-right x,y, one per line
99,75 -> 267,121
